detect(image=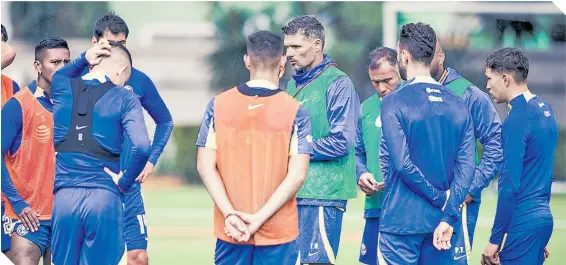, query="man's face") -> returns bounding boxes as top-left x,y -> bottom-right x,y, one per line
284,33 -> 317,71
485,68 -> 506,103
92,31 -> 127,46
36,48 -> 71,84
368,61 -> 401,98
